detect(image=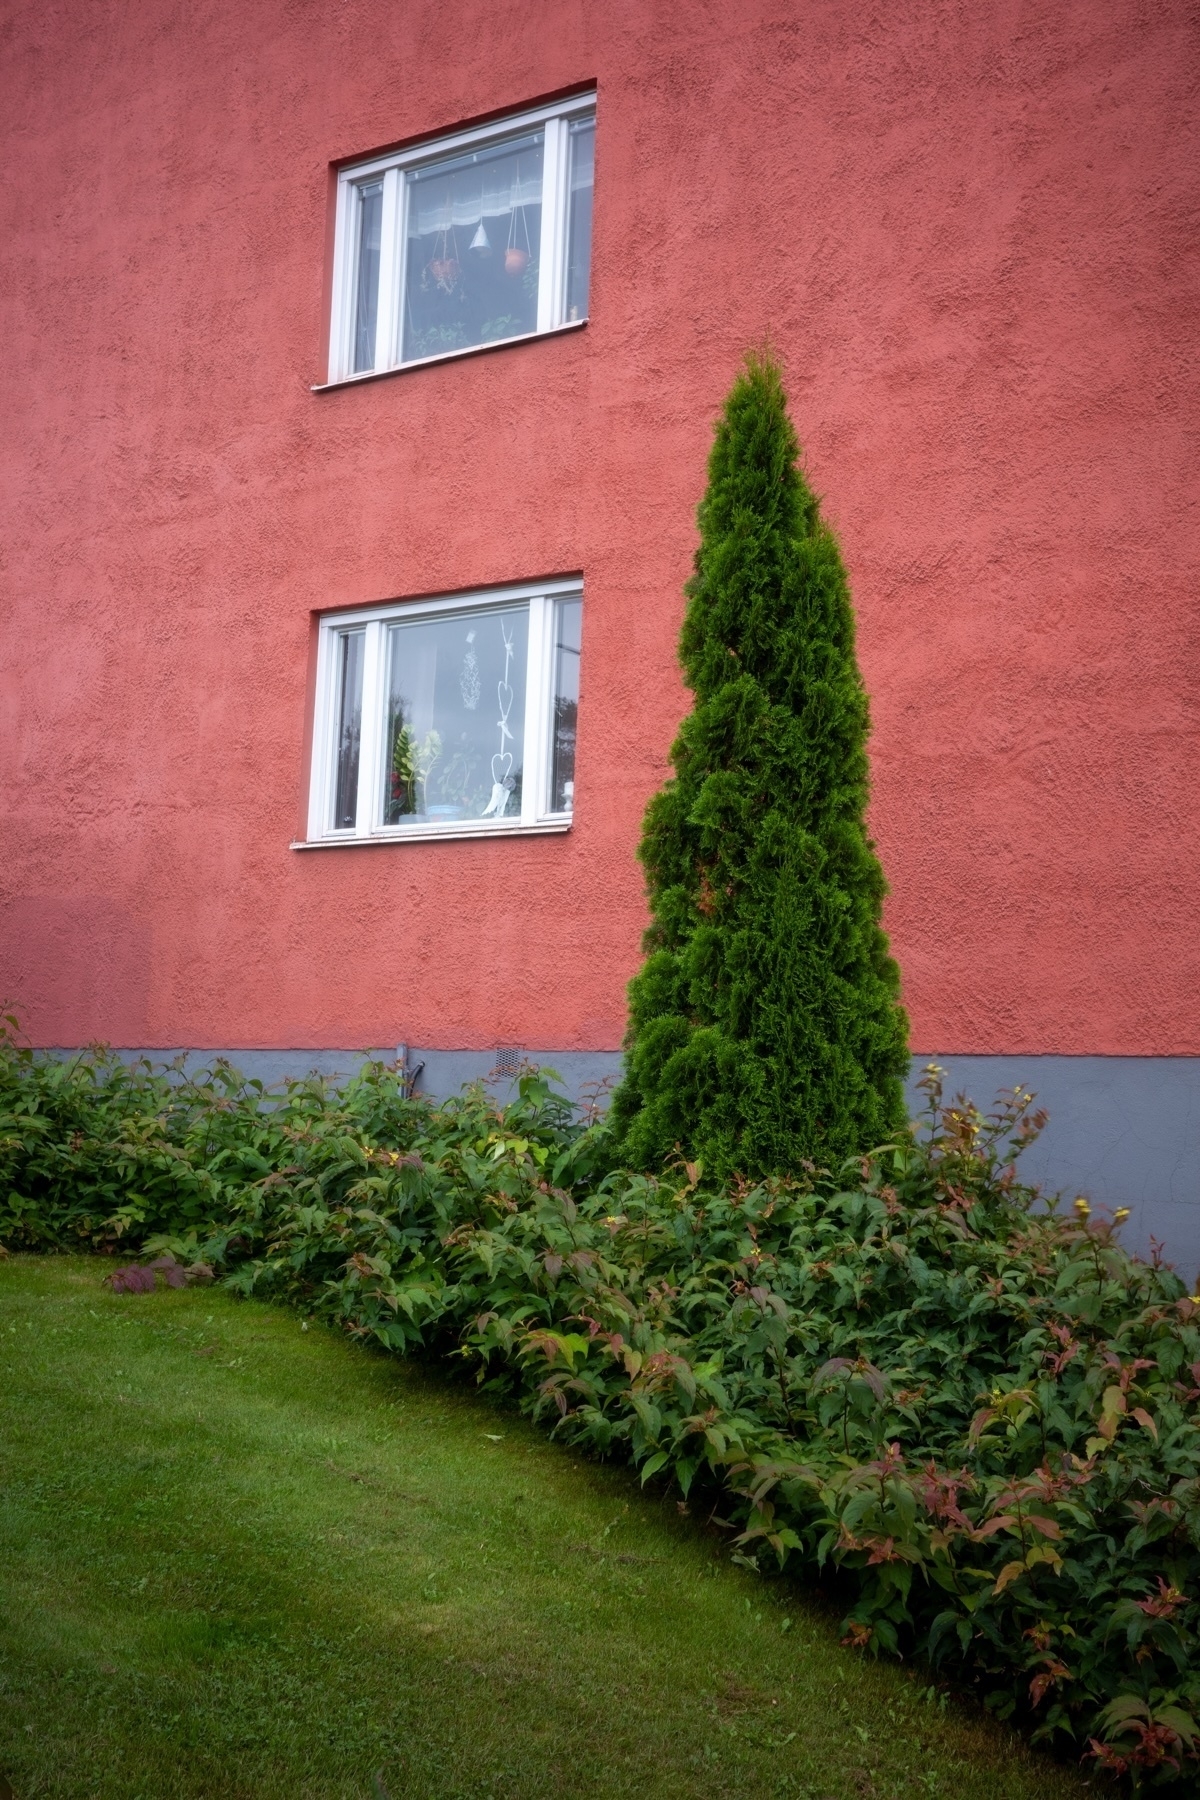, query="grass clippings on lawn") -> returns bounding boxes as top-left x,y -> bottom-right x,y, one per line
0,1256 -> 1093,1800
